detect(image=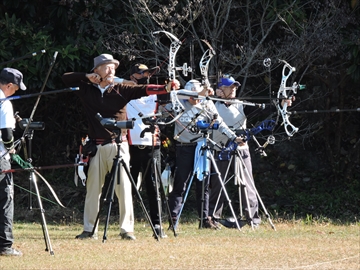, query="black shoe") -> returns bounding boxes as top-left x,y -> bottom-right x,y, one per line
168,217 -> 177,230
153,224 -> 168,239
0,247 -> 23,256
199,217 -> 218,229
75,231 -> 98,240
218,217 -> 247,228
